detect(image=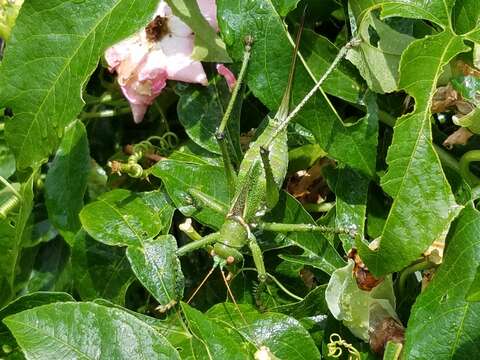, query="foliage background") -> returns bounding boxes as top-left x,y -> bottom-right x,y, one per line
0,0 -> 480,359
